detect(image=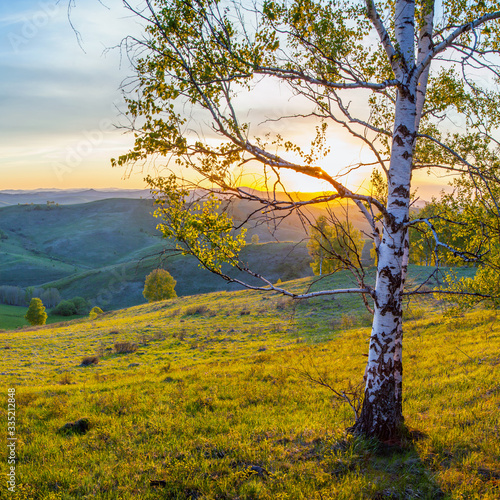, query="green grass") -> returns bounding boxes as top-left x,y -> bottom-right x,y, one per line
2,280 -> 499,499
0,304 -> 84,330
